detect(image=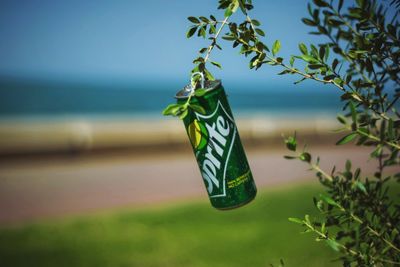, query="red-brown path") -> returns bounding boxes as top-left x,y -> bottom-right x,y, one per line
0,145 -> 392,224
